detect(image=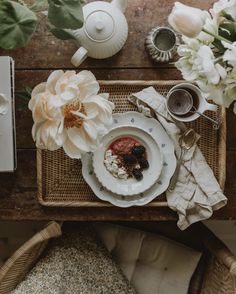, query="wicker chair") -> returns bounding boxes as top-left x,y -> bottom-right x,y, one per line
0,221 -> 62,294
189,225 -> 236,294
0,221 -> 235,294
